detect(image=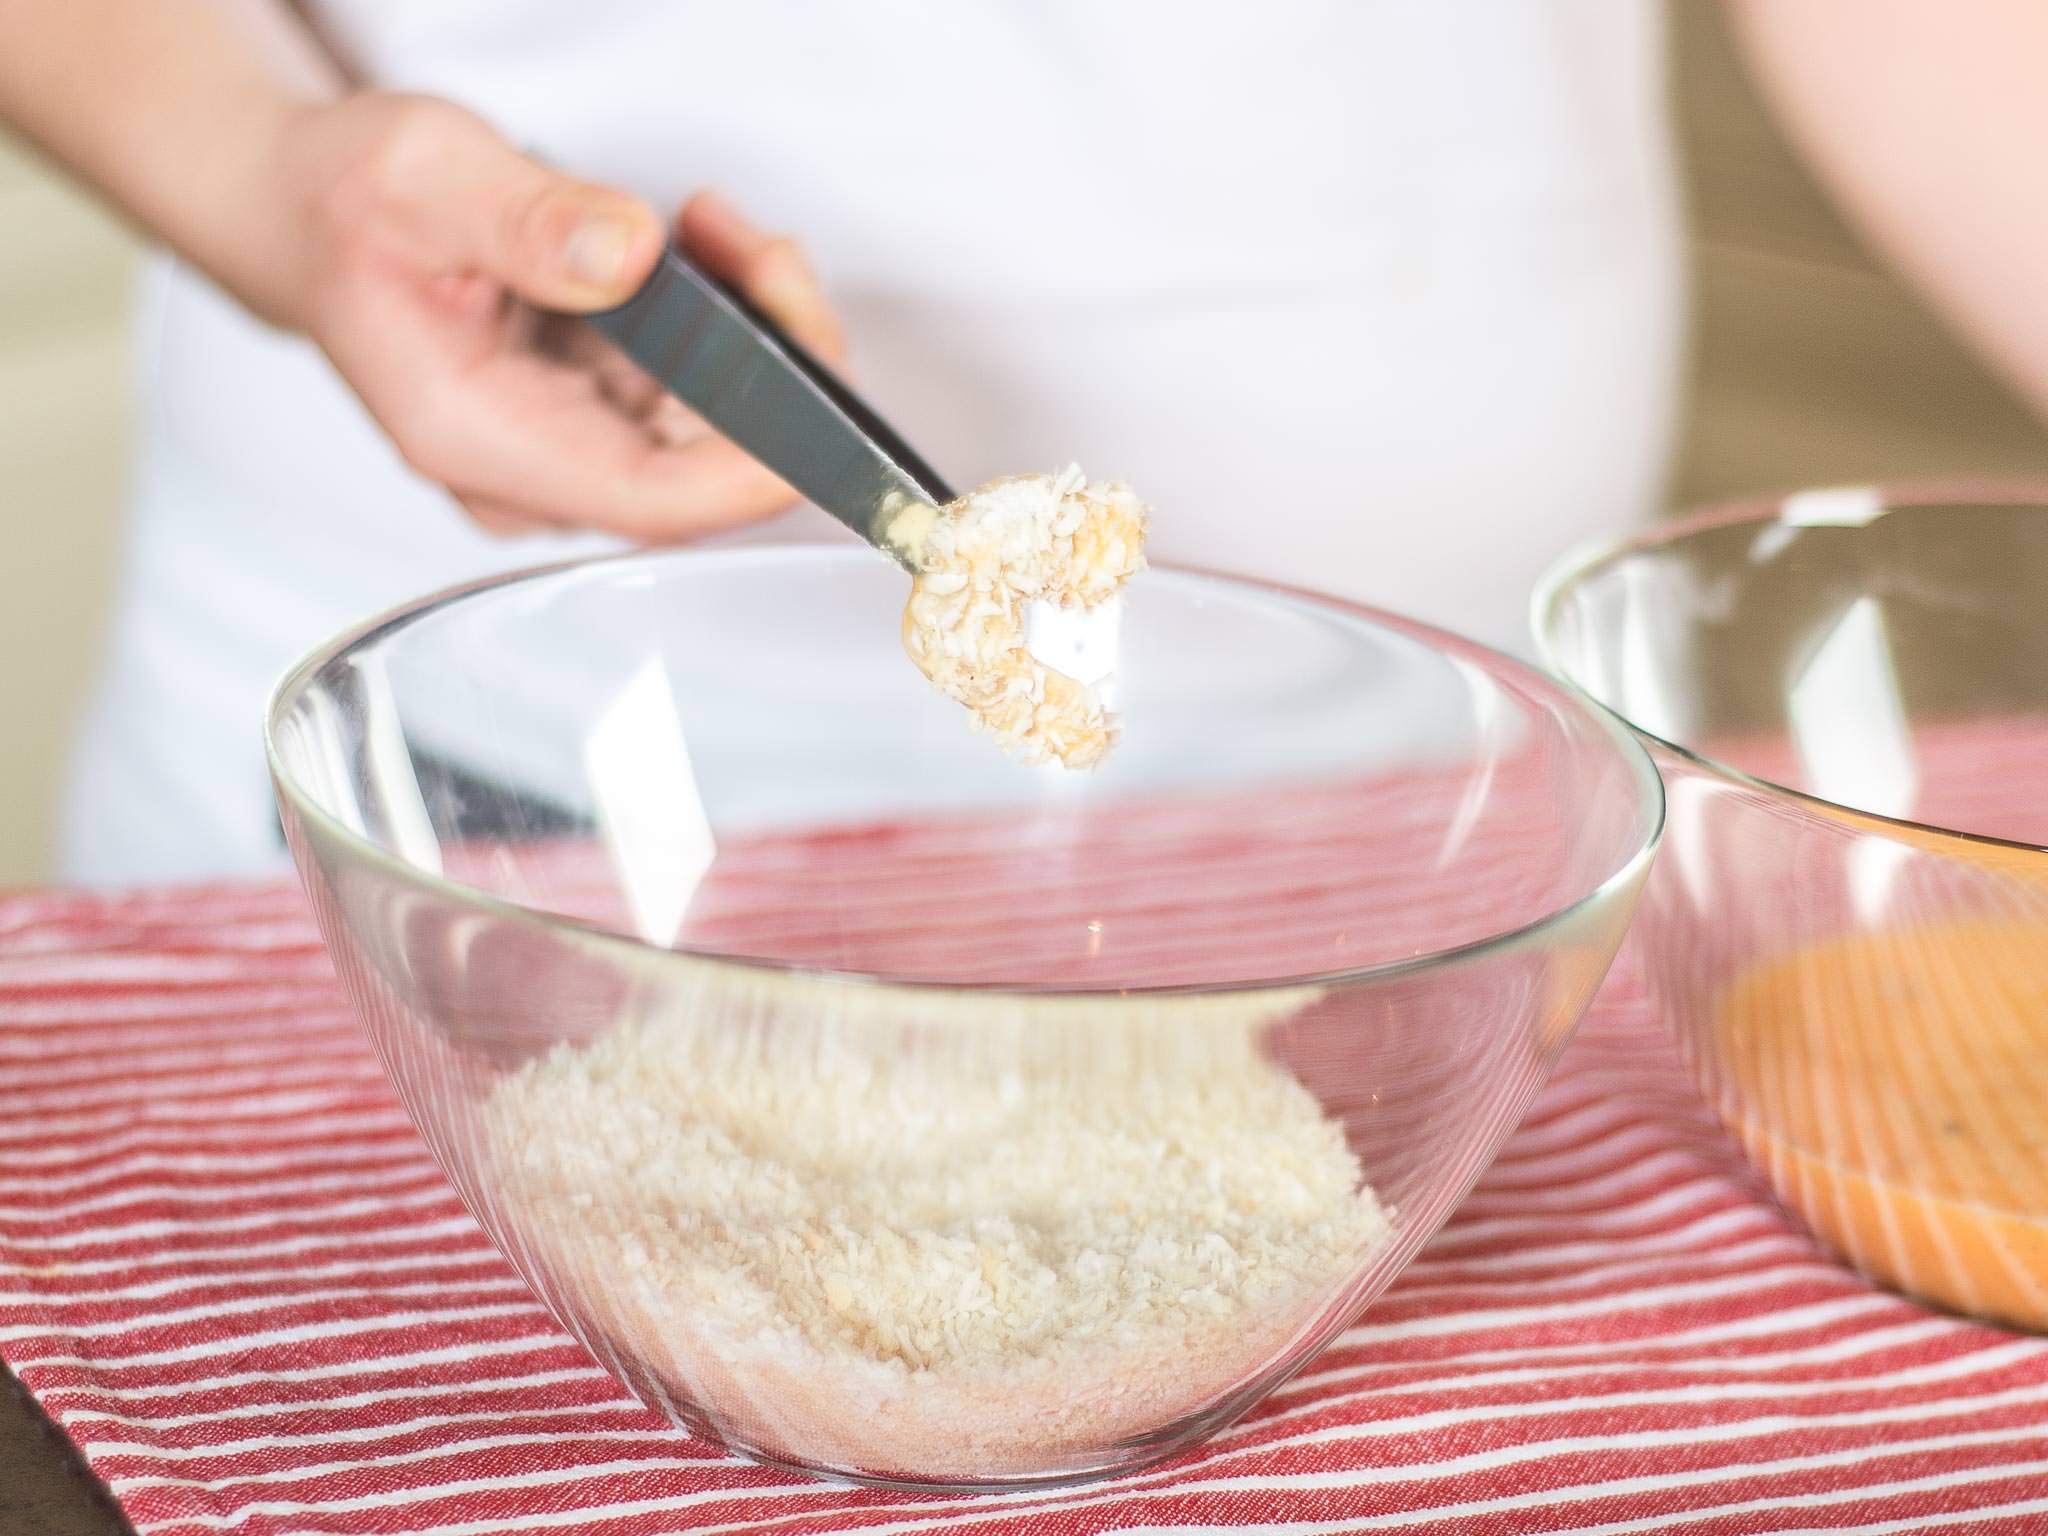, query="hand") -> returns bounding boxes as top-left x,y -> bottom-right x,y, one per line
274,92 -> 847,540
